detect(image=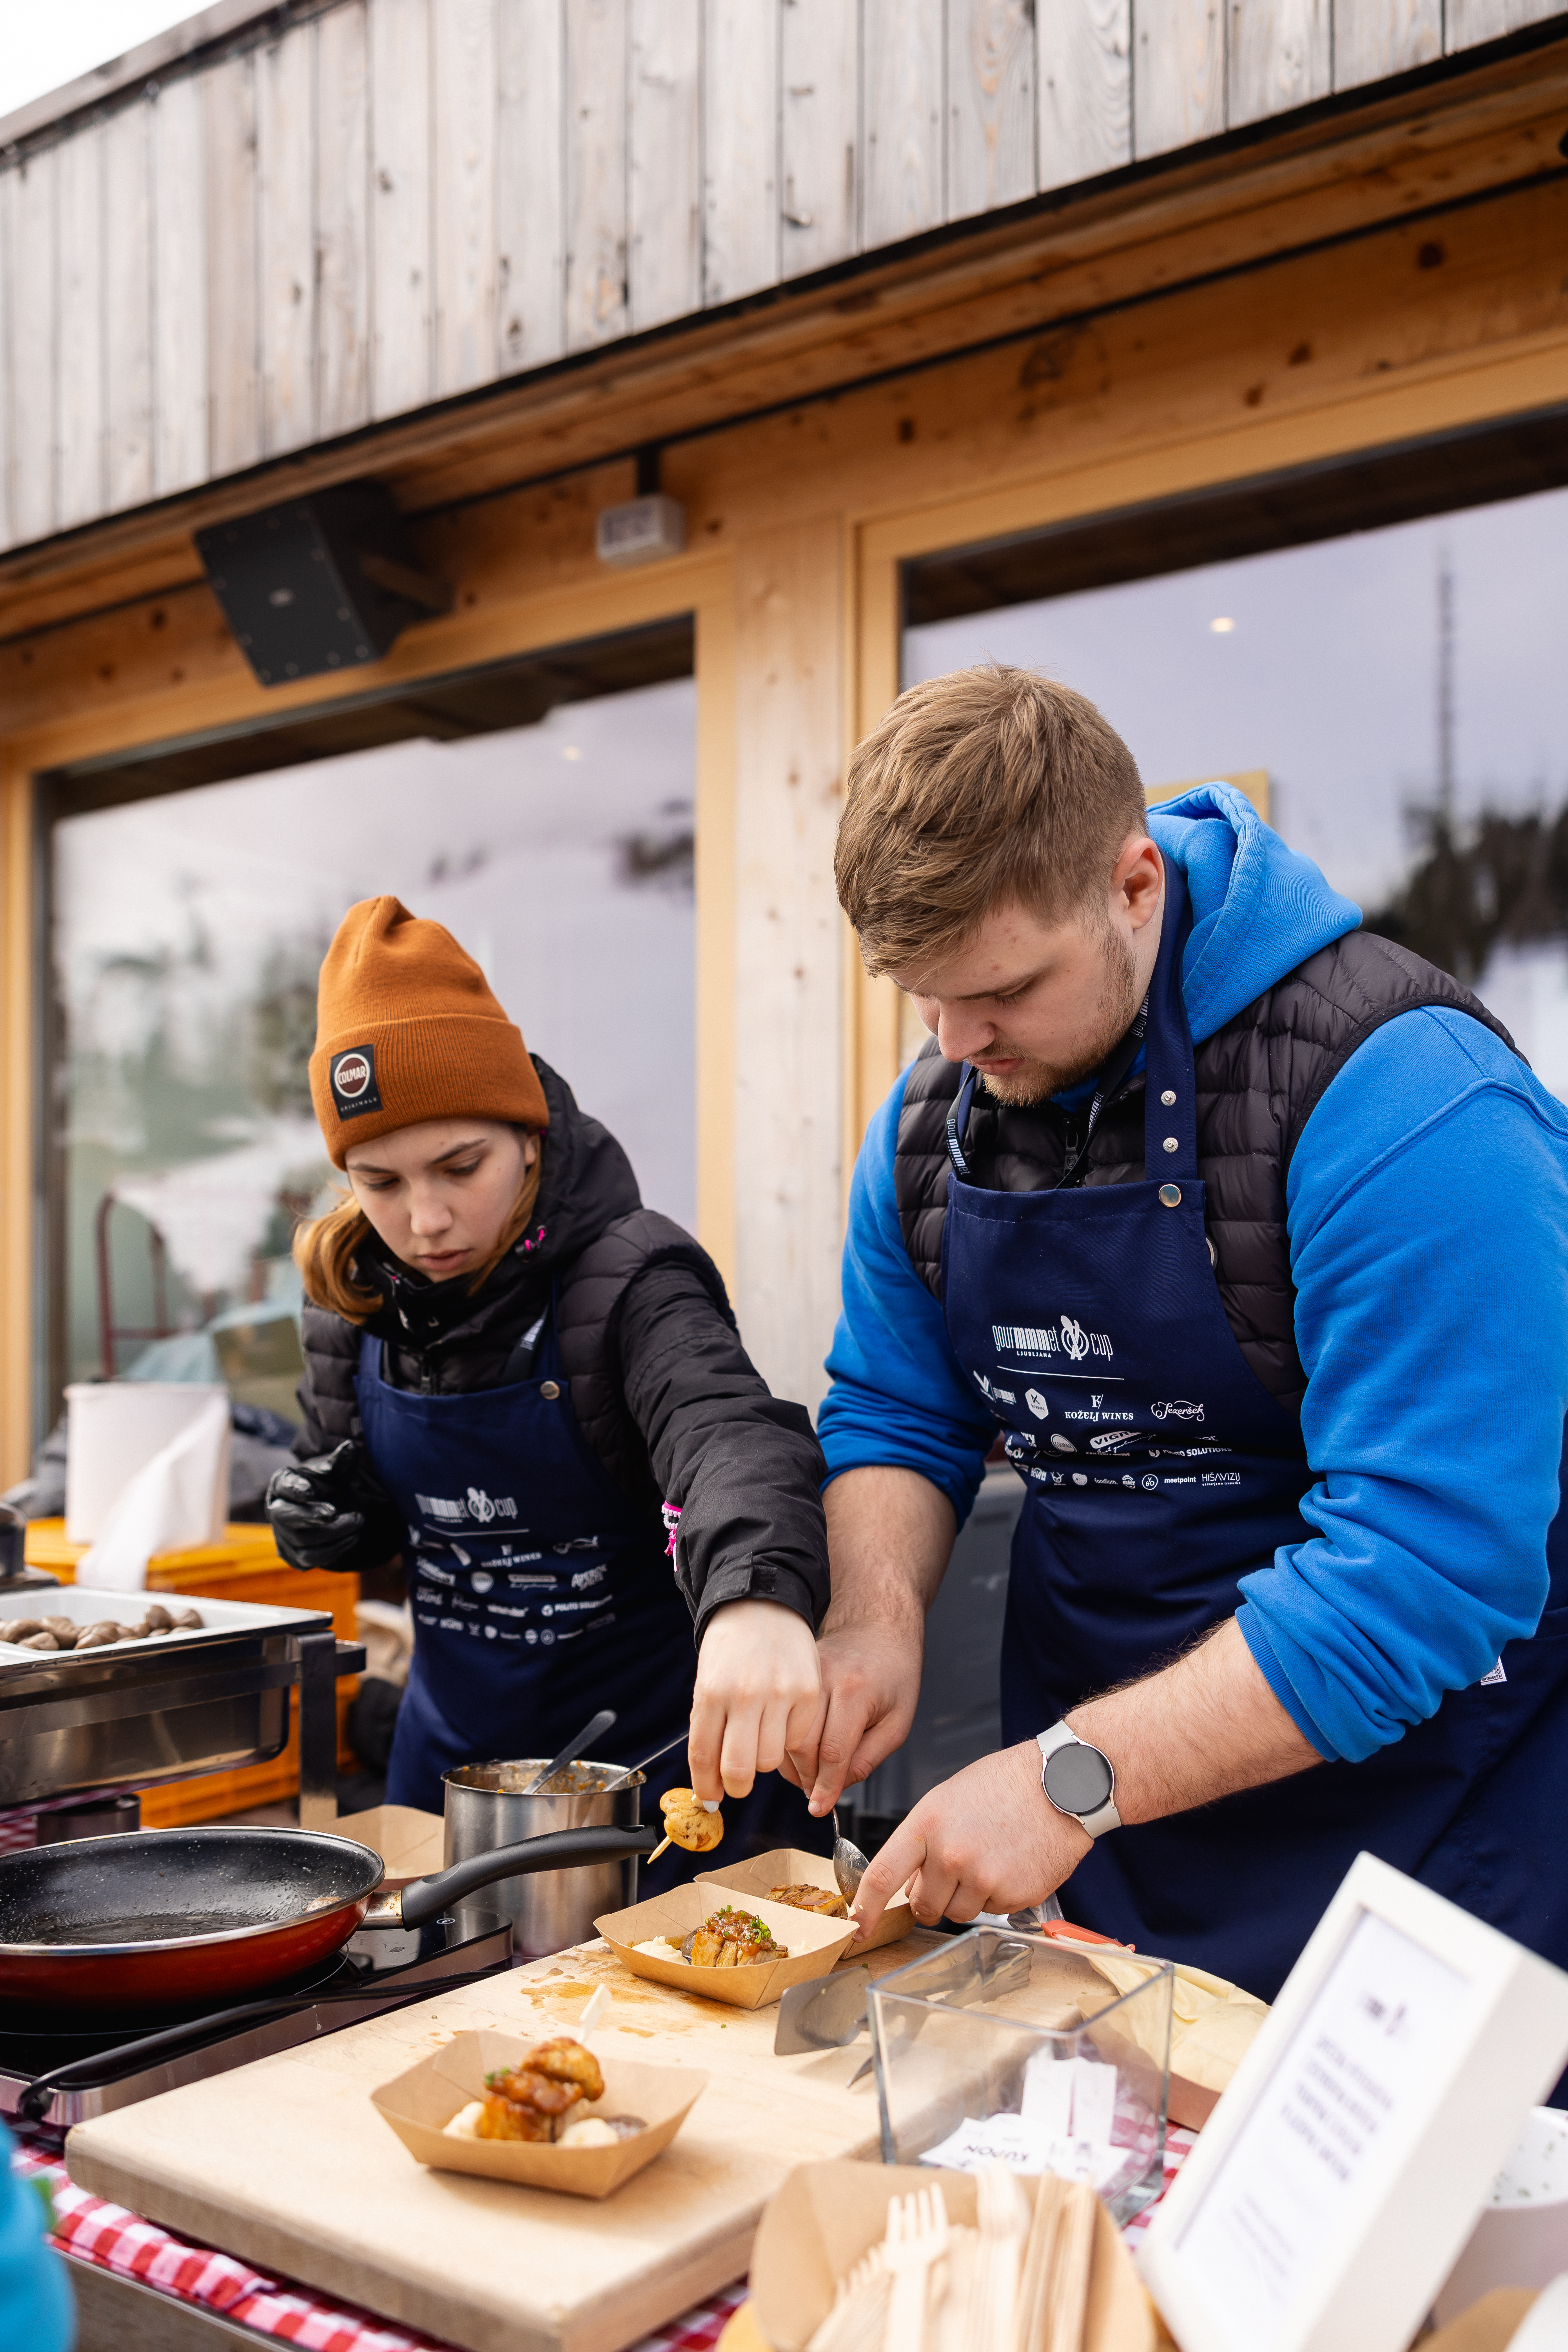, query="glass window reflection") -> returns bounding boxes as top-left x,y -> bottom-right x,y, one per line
905,485 -> 1568,1095
51,677 -> 696,1400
